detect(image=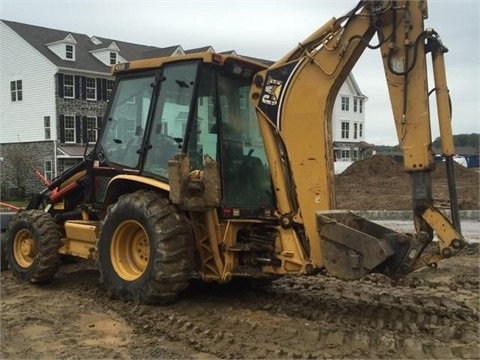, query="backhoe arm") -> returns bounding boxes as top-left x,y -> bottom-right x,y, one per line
376,2 -> 465,264
250,0 -> 466,279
